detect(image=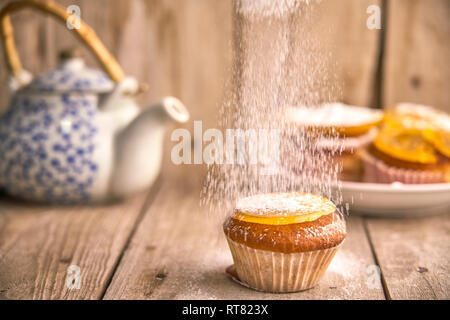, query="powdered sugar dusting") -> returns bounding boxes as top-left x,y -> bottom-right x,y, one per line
297,215 -> 346,242
288,103 -> 383,128
393,102 -> 450,131
202,0 -> 347,222
235,192 -> 335,216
